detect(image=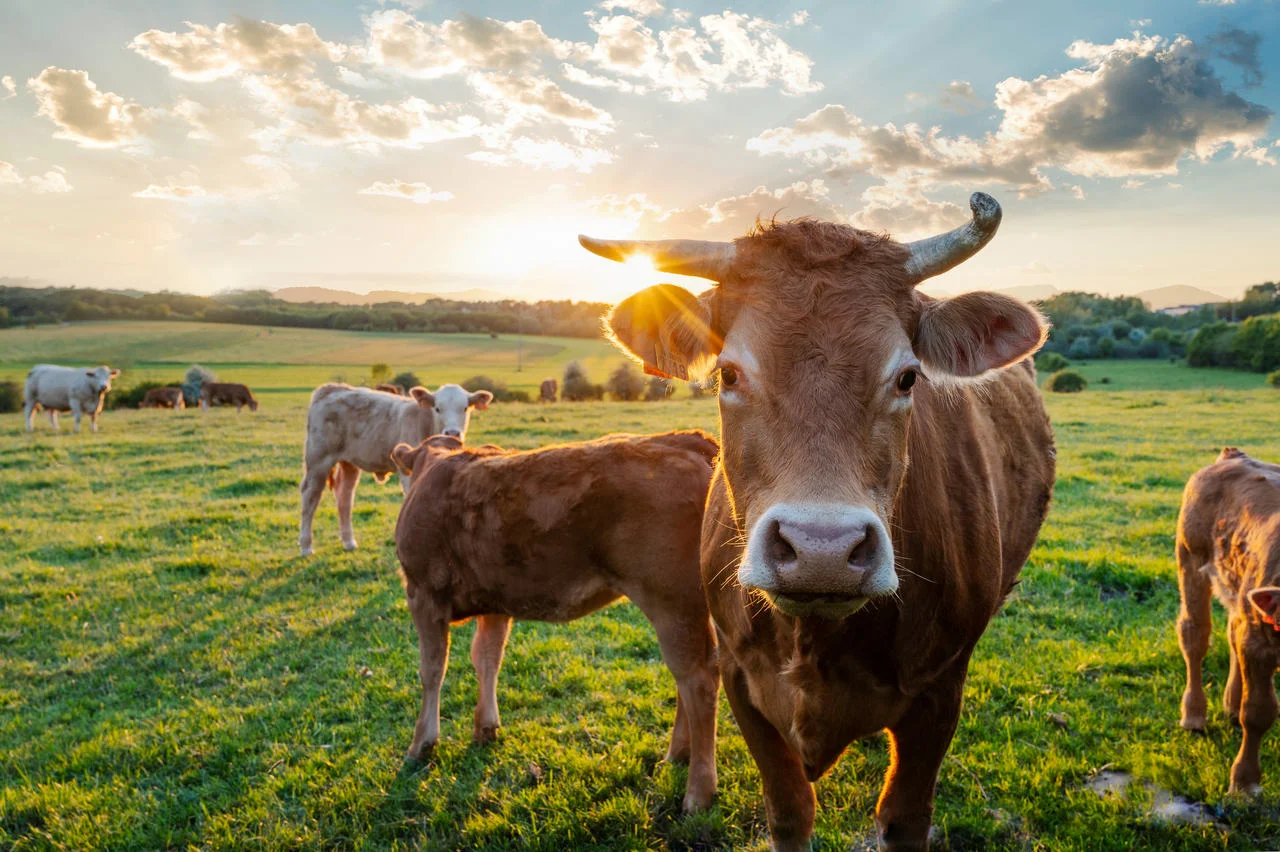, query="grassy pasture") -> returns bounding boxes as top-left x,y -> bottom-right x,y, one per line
2,327 -> 1280,850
